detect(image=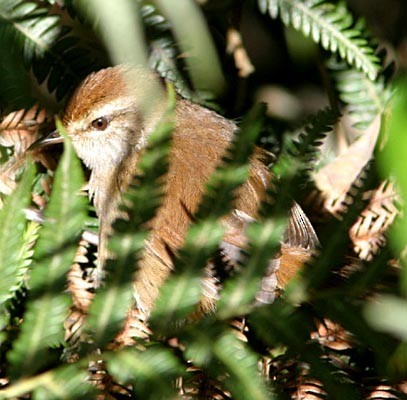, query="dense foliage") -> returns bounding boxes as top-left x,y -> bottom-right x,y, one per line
0,0 -> 406,399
